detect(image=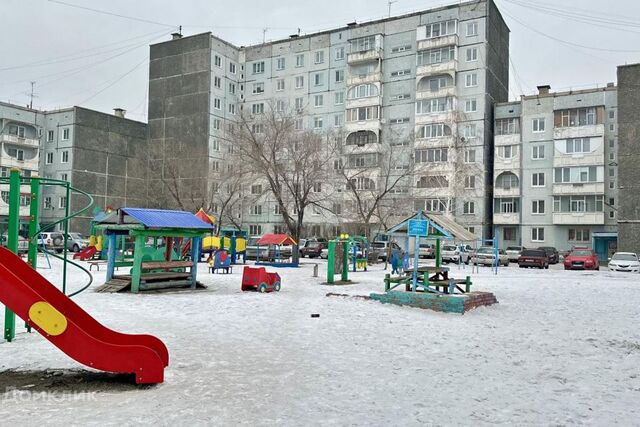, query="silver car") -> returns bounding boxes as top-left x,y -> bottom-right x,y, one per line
471,247 -> 510,267
67,232 -> 89,252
